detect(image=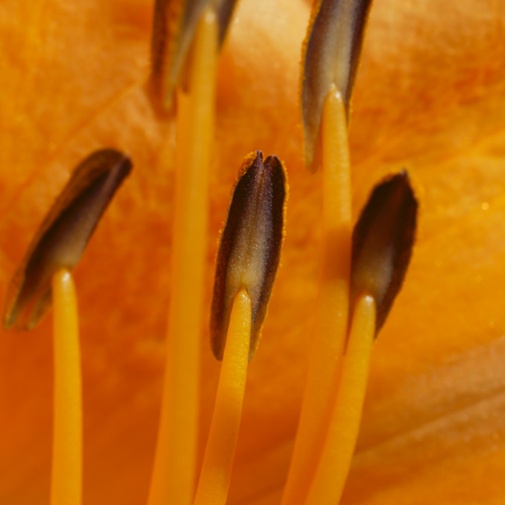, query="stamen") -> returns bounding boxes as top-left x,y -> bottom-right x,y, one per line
282,88 -> 351,505
147,9 -> 218,505
51,269 -> 82,505
197,151 -> 286,504
306,173 -> 417,505
305,294 -> 376,505
3,149 -> 131,505
193,289 -> 251,505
